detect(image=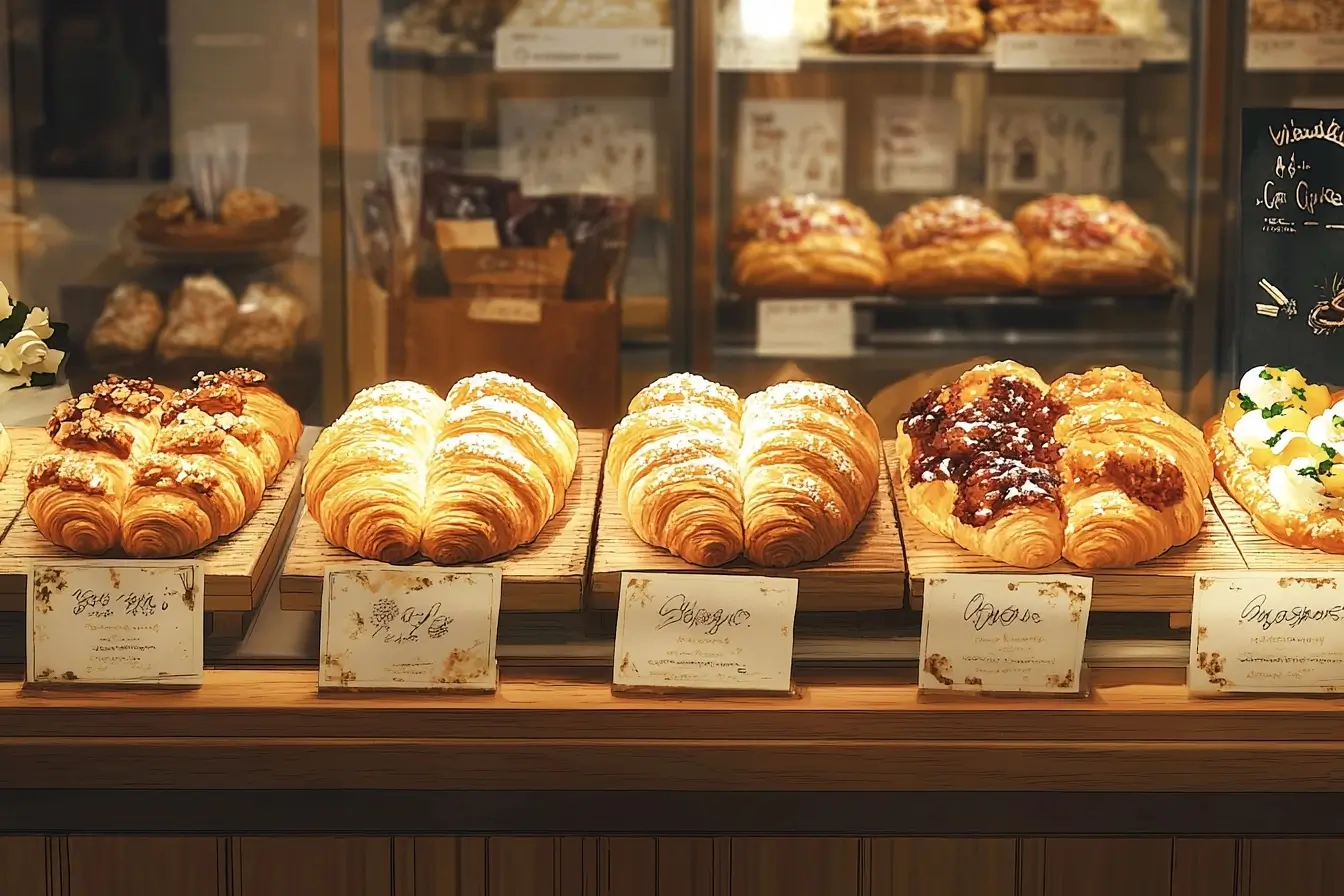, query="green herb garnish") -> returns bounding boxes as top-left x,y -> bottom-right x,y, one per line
1260,369 -> 1275,380
1334,416 -> 1344,429
1239,393 -> 1258,411
1261,402 -> 1287,419
1293,386 -> 1308,401
1327,445 -> 1339,460
1275,365 -> 1294,372
1299,466 -> 1322,482
1266,430 -> 1287,448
